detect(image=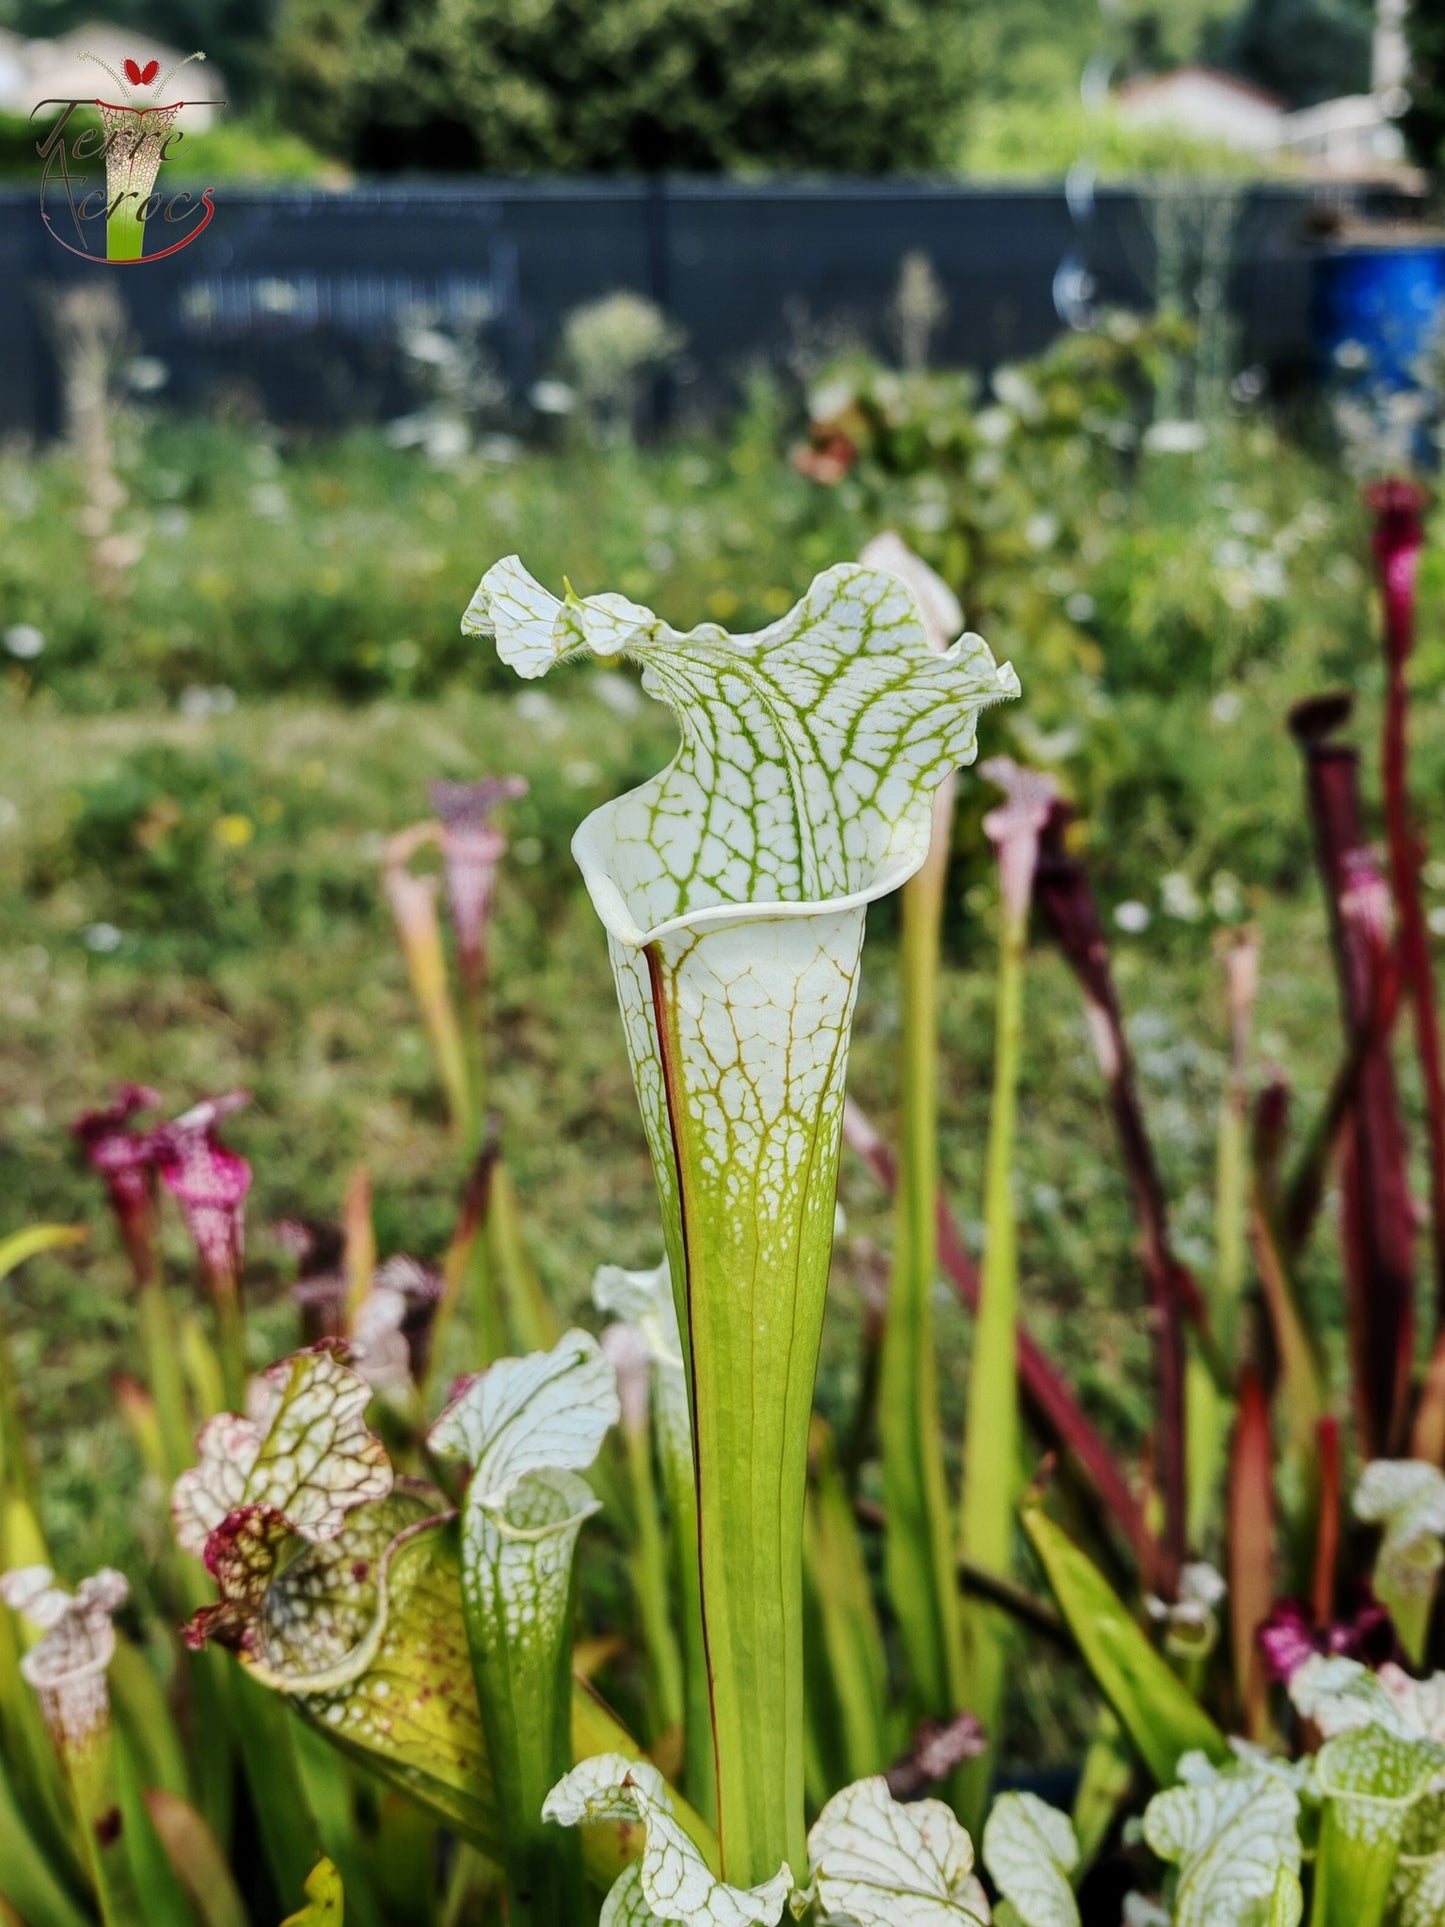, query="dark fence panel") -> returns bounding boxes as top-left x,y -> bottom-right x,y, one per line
0,177 -> 1357,439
